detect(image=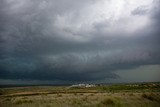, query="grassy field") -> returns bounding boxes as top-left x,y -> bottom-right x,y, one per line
0,83 -> 160,107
